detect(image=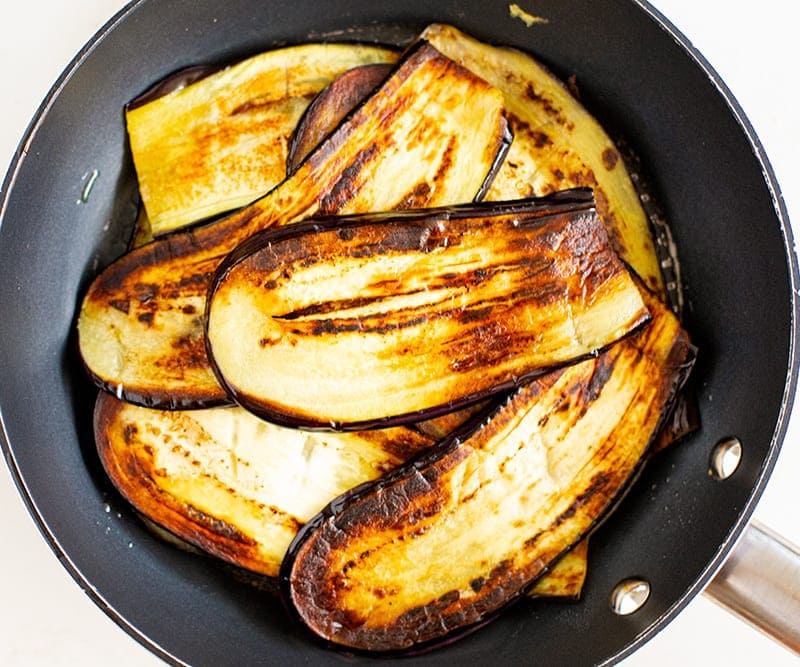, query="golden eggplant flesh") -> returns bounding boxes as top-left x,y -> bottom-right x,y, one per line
281,293 -> 695,652
422,23 -> 665,295
77,41 -> 510,409
95,391 -> 589,598
527,538 -> 589,600
206,190 -> 649,428
94,392 -> 433,577
126,43 -> 399,236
